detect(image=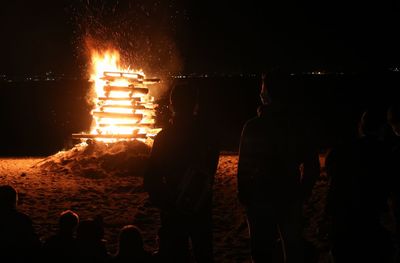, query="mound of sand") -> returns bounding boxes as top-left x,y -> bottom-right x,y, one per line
34,140 -> 151,178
